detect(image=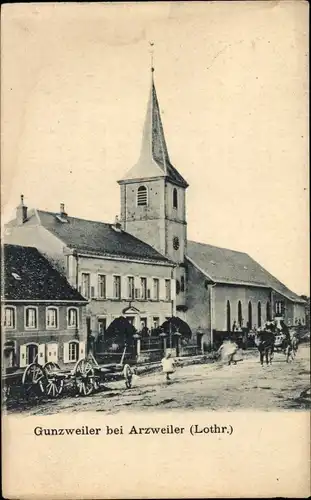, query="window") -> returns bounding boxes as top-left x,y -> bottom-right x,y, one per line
140,317 -> 147,330
173,236 -> 180,250
180,276 -> 185,292
266,301 -> 272,321
173,188 -> 178,209
275,301 -> 283,315
68,341 -> 79,362
153,278 -> 159,300
113,275 -> 121,299
257,302 -> 262,328
238,301 -> 243,327
141,278 -> 147,300
98,318 -> 107,336
165,279 -> 171,301
176,280 -> 181,295
25,307 -> 37,329
4,307 -> 15,329
153,317 -> 160,329
81,273 -> 90,298
67,307 -> 78,328
46,307 -> 58,329
97,275 -> 106,299
128,277 -> 134,299
137,185 -> 148,206
248,301 -> 252,330
226,301 -> 231,332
